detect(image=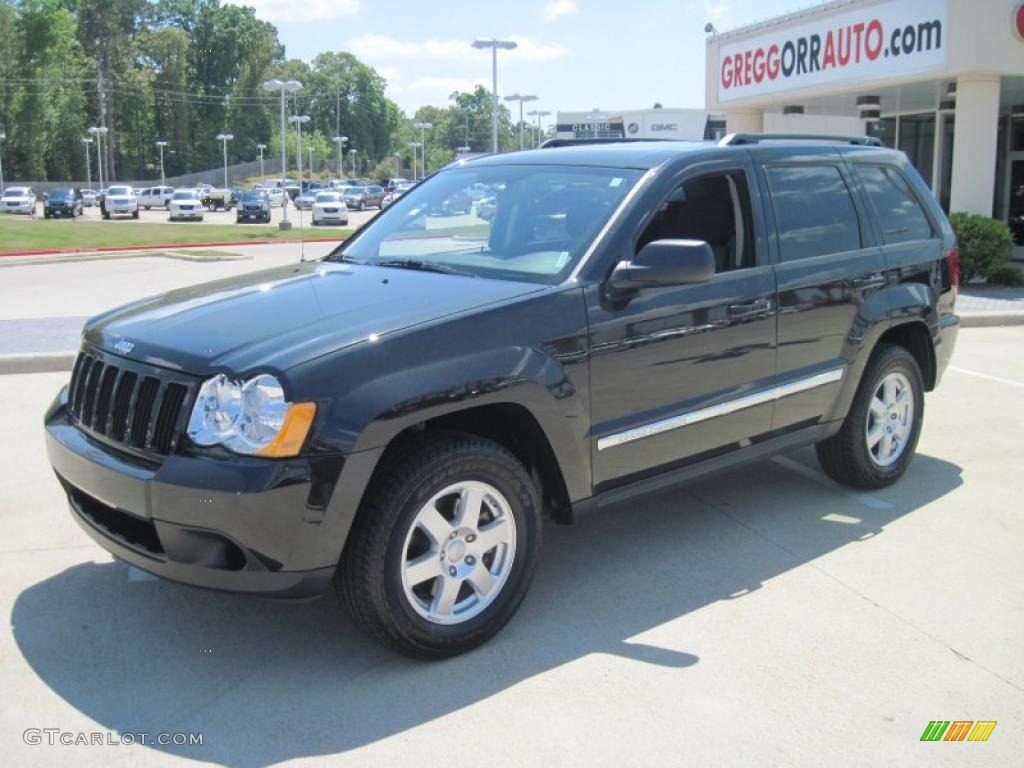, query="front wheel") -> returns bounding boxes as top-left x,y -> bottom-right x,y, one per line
337,432 -> 542,659
816,344 -> 925,489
